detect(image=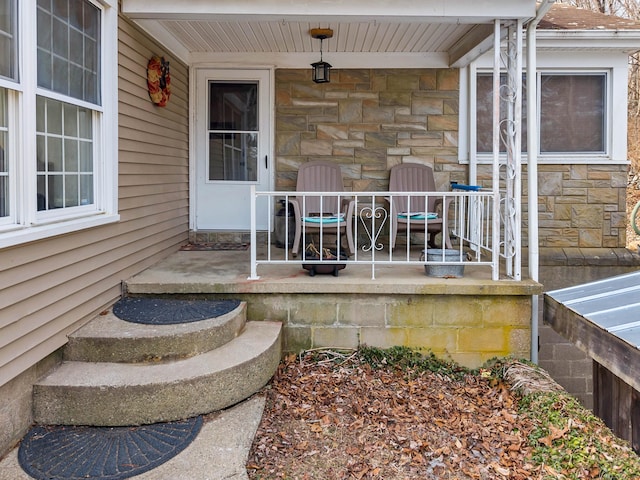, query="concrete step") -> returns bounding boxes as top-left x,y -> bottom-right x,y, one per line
64,302 -> 247,363
33,321 -> 282,426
